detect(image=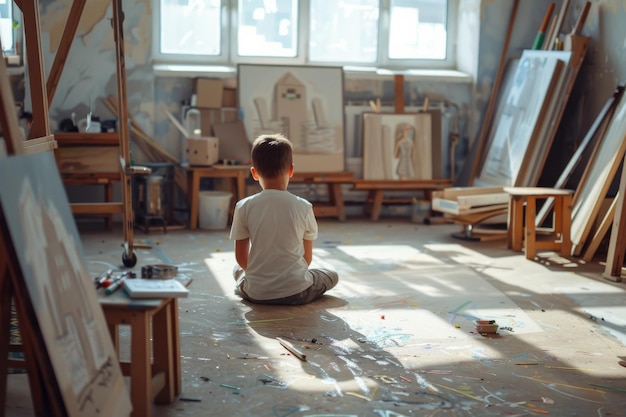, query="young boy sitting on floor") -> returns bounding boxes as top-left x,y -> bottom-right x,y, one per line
229,134 -> 338,305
